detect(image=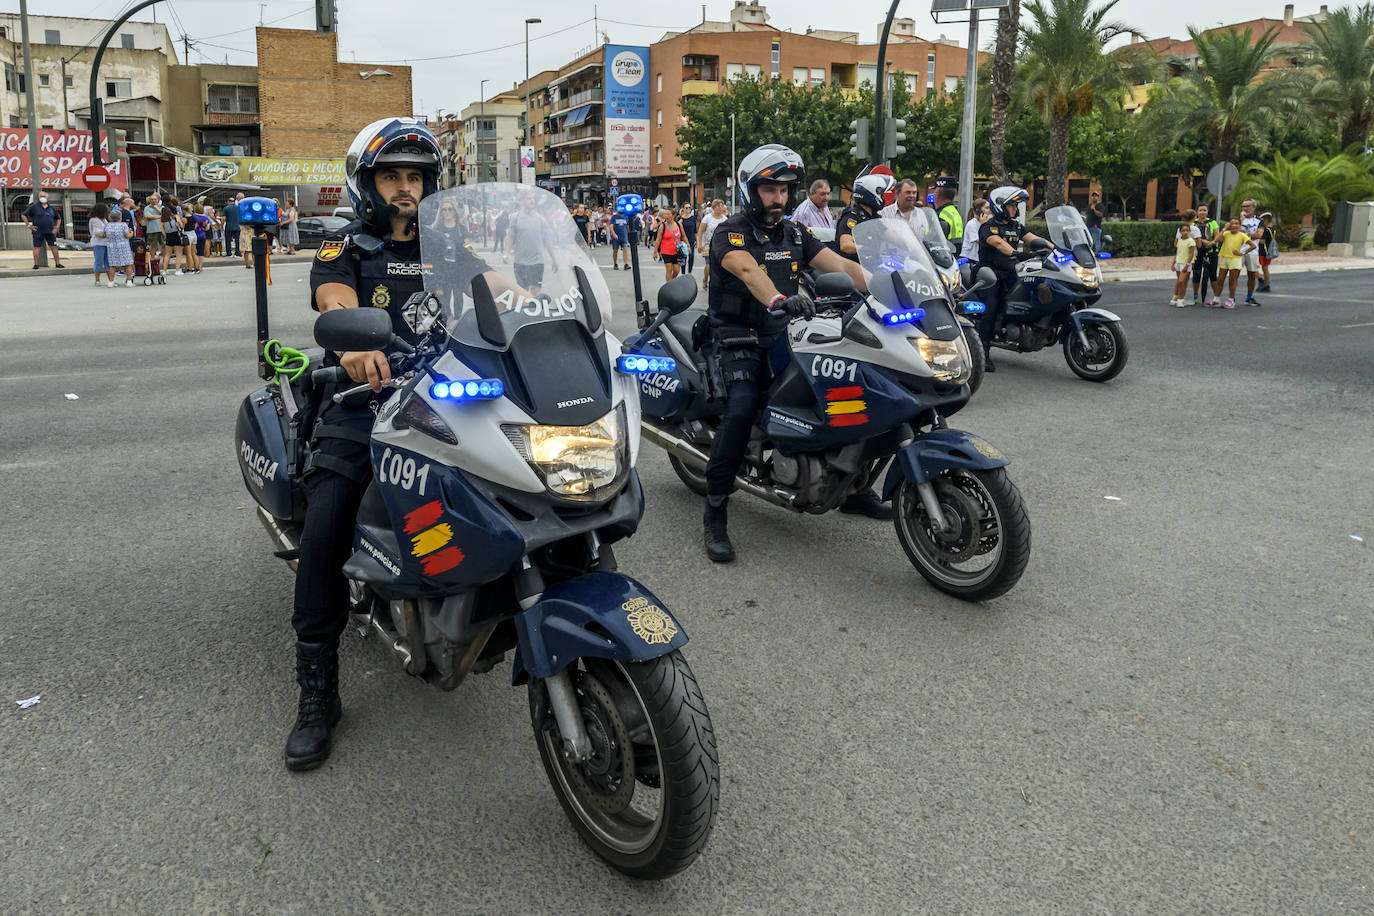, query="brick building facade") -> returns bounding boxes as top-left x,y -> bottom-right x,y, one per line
255,27 -> 411,159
